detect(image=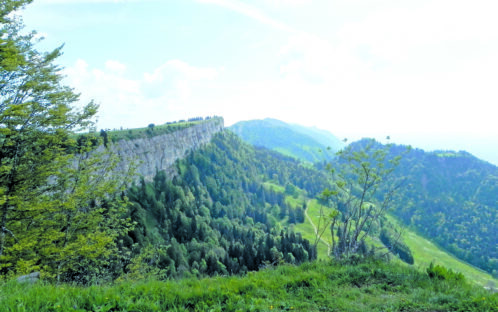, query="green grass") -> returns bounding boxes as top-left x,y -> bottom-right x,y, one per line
2,260 -> 495,311
262,182 -> 285,194
293,199 -> 330,260
284,195 -> 303,210
305,200 -> 333,245
293,201 -> 497,289
390,218 -> 498,288
272,147 -> 299,160
262,180 -> 495,291
292,220 -> 329,260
